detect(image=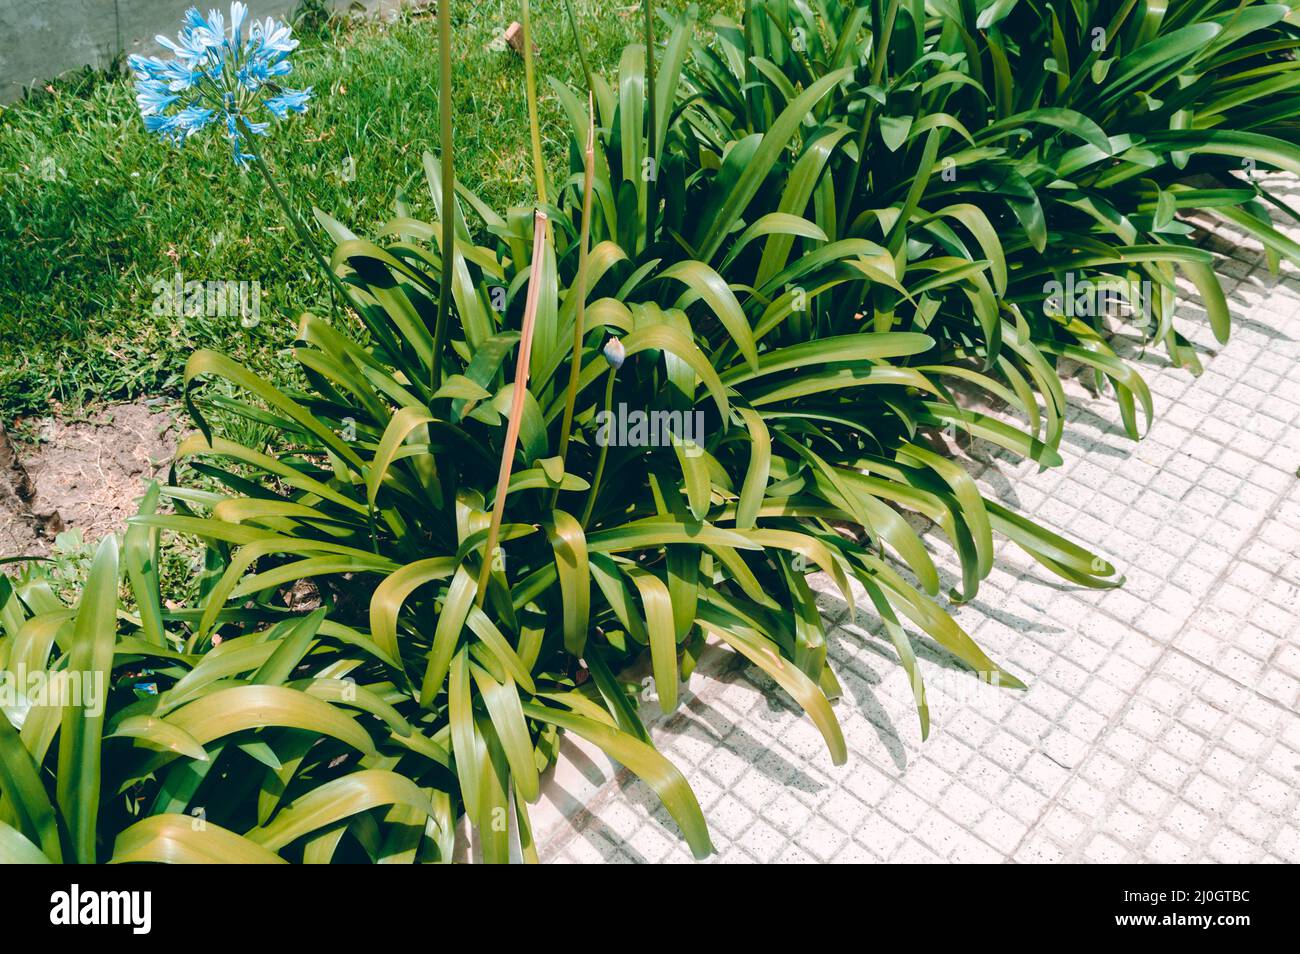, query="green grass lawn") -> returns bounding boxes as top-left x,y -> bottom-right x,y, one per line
0,0 -> 737,423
